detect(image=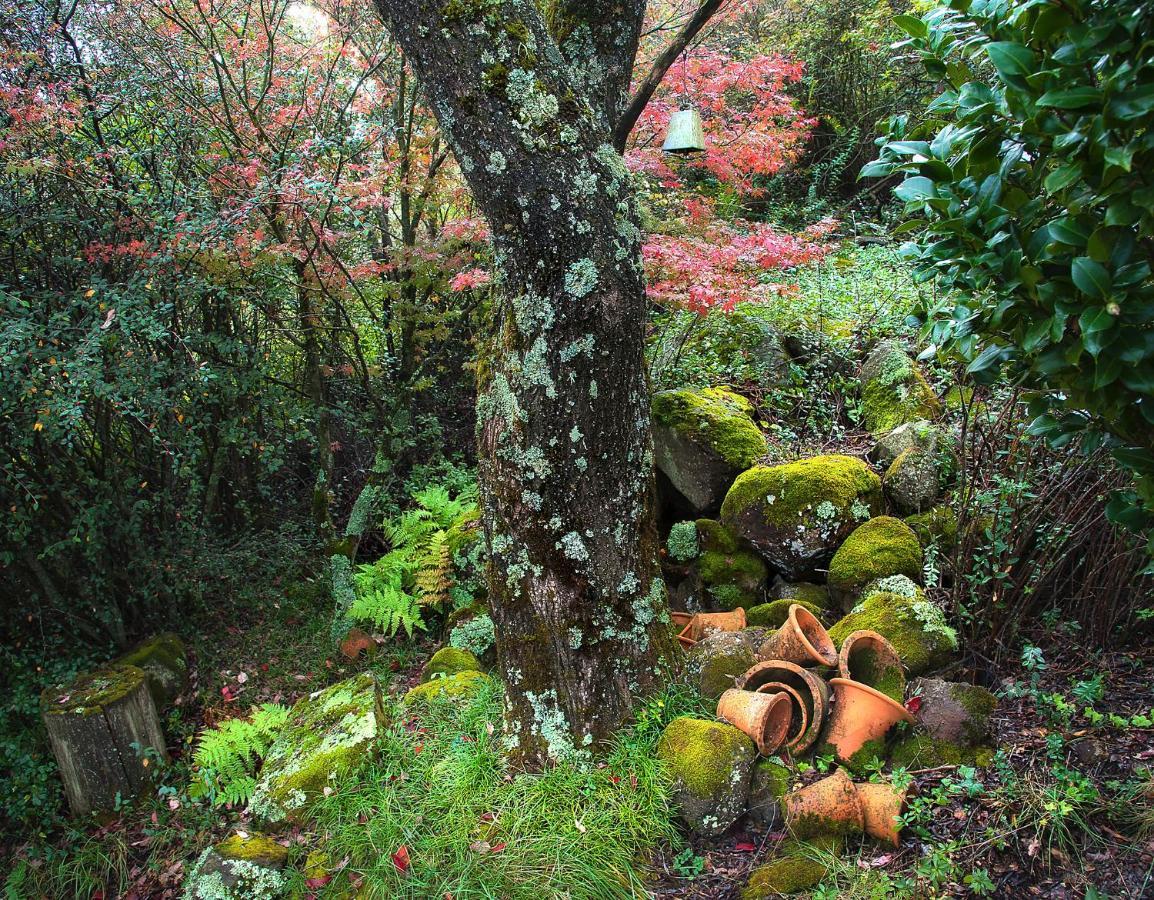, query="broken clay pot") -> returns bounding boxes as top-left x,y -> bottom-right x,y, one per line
781,767 -> 864,839
757,604 -> 836,667
677,608 -> 747,648
824,677 -> 914,765
856,780 -> 909,846
717,688 -> 793,756
738,659 -> 830,755
837,629 -> 905,701
755,681 -> 808,752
